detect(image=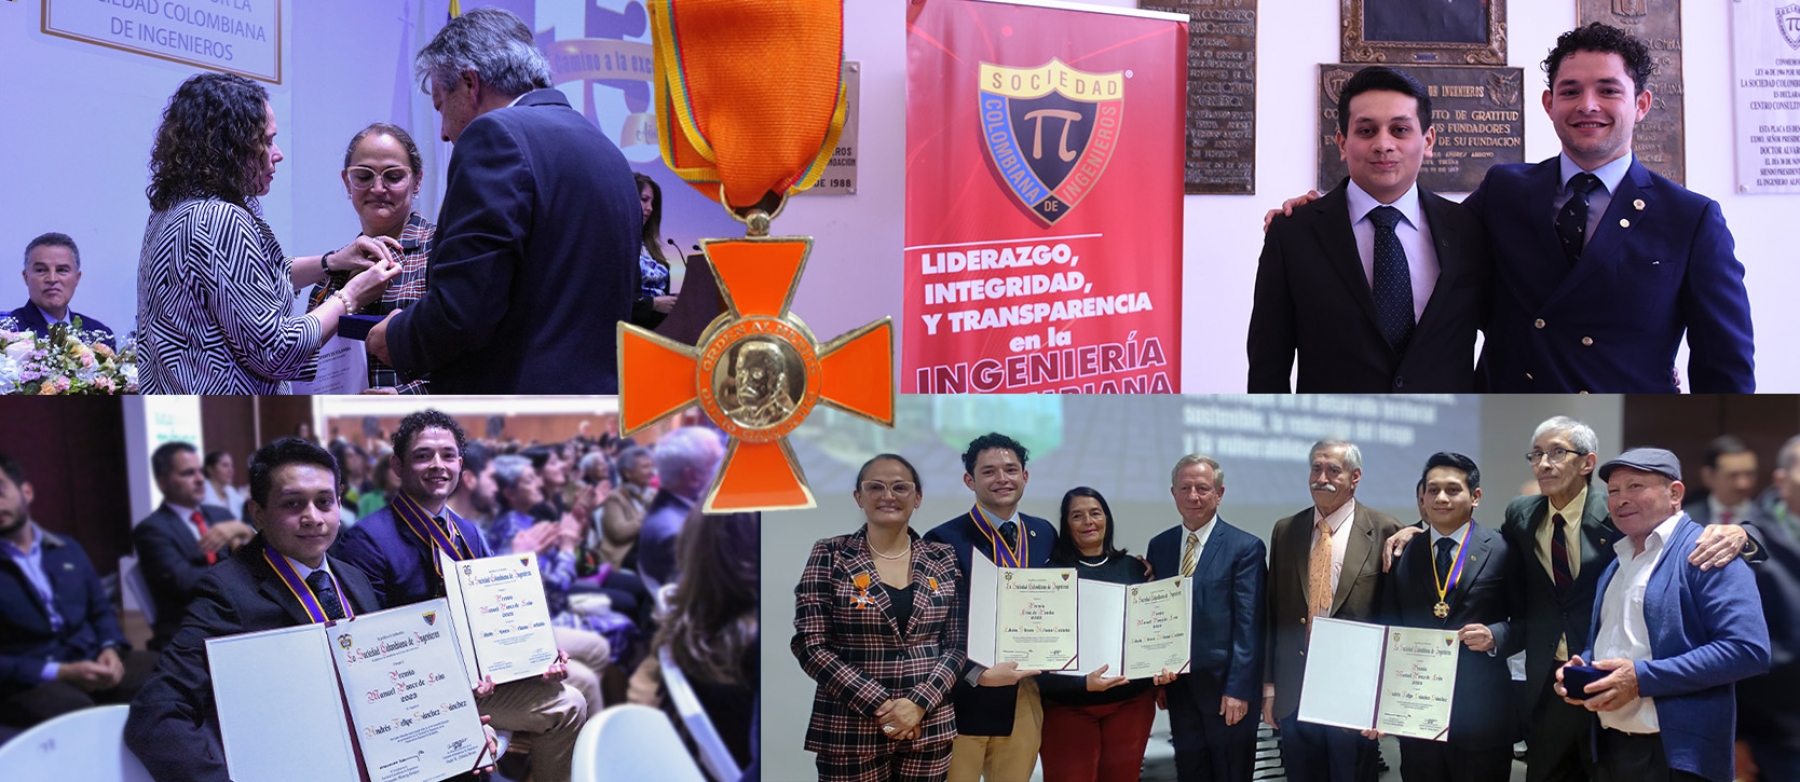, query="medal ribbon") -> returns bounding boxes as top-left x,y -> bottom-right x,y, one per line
648,0 -> 848,212
971,505 -> 1025,568
1430,525 -> 1474,607
392,491 -> 473,579
263,548 -> 355,623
